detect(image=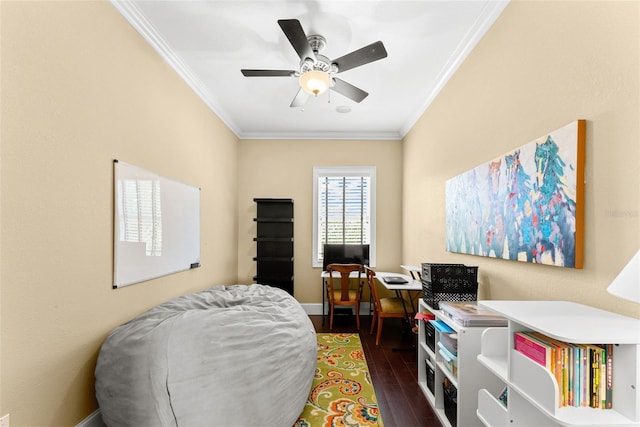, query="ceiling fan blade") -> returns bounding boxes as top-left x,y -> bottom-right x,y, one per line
241,69 -> 296,77
332,41 -> 388,73
290,88 -> 310,108
331,78 -> 368,103
278,19 -> 316,62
